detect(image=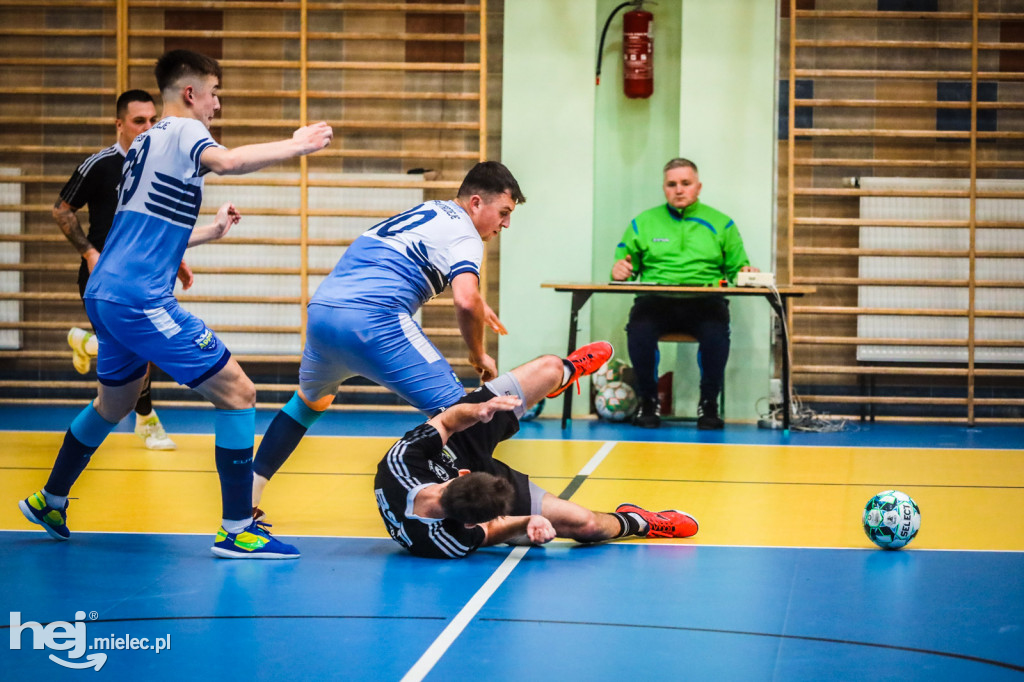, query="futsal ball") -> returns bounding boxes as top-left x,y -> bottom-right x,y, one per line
520,398 -> 545,422
592,358 -> 628,391
863,490 -> 921,550
595,381 -> 638,422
